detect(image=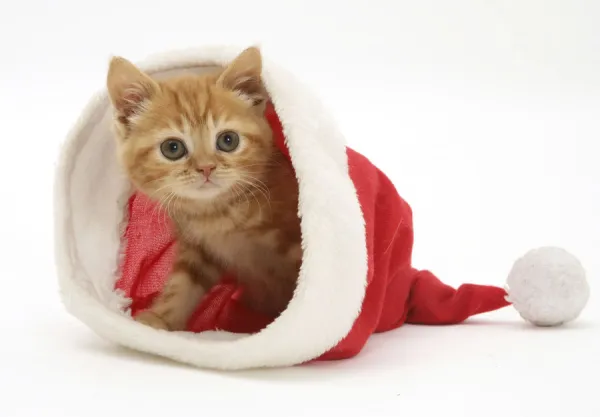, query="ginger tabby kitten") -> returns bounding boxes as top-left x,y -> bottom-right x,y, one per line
106,47 -> 302,331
